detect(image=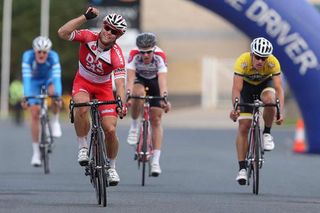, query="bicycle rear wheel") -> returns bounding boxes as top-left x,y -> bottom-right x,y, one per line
252,126 -> 260,195
40,117 -> 50,174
